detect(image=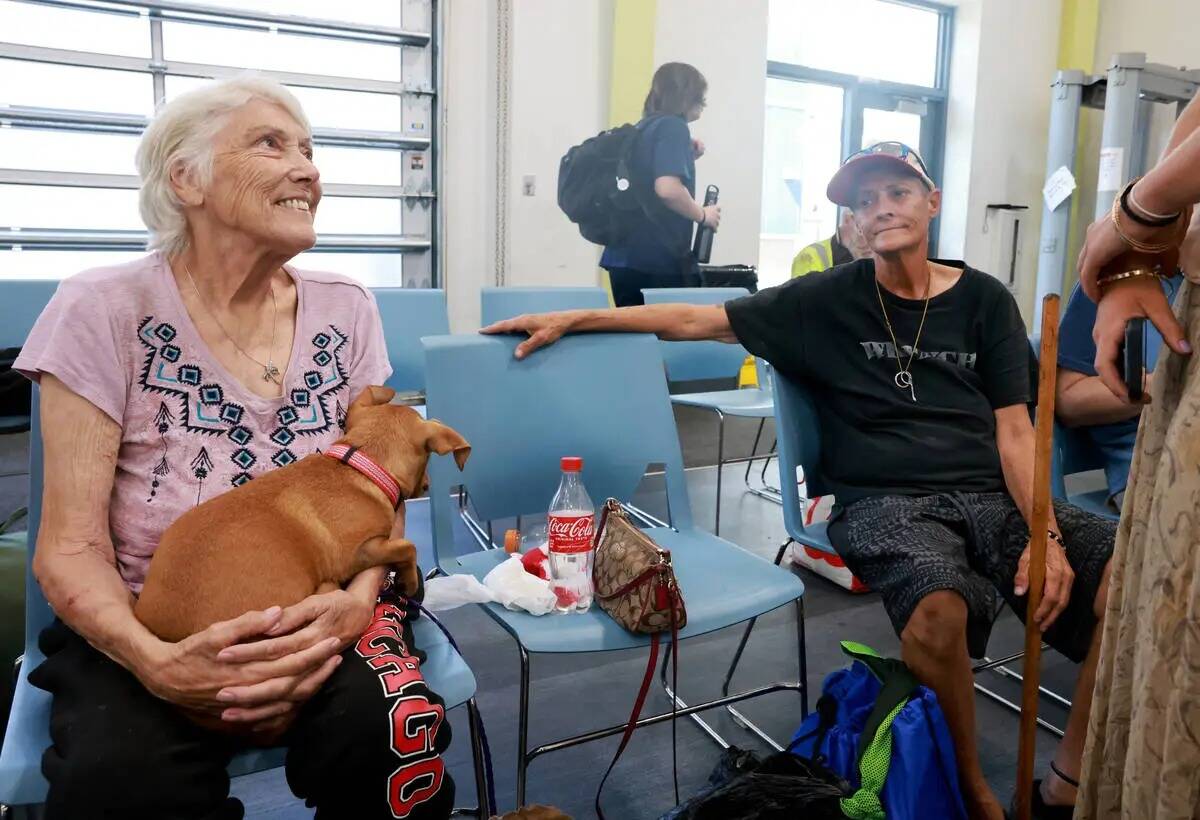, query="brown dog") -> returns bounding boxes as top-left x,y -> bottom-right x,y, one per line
135,385 -> 470,644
